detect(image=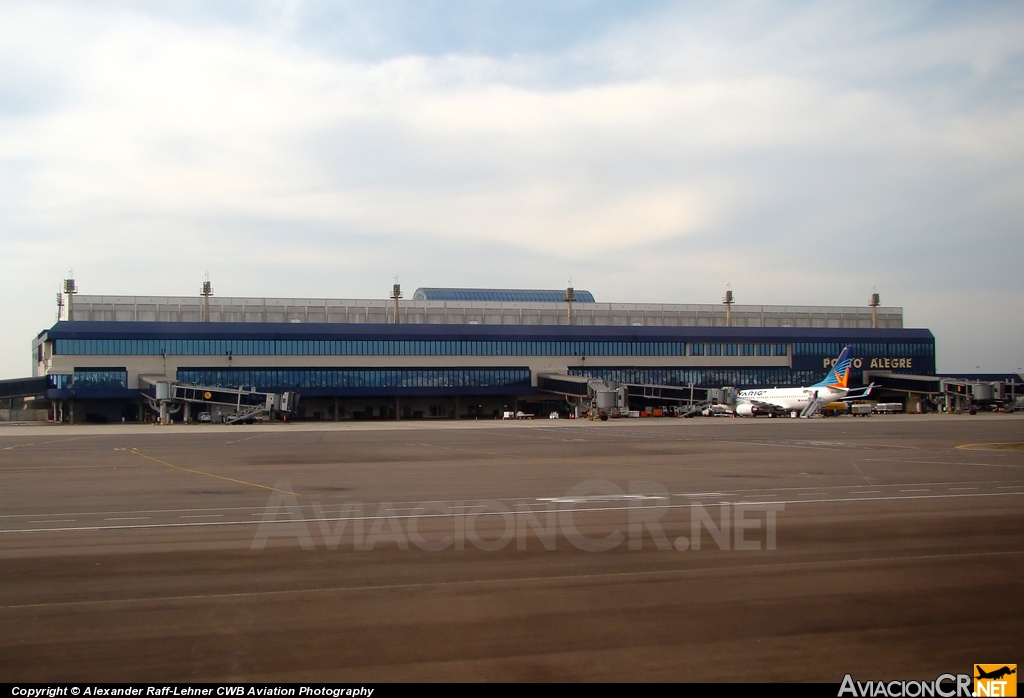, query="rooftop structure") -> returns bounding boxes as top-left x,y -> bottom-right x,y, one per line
411,288 -> 597,303
61,294 -> 904,329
